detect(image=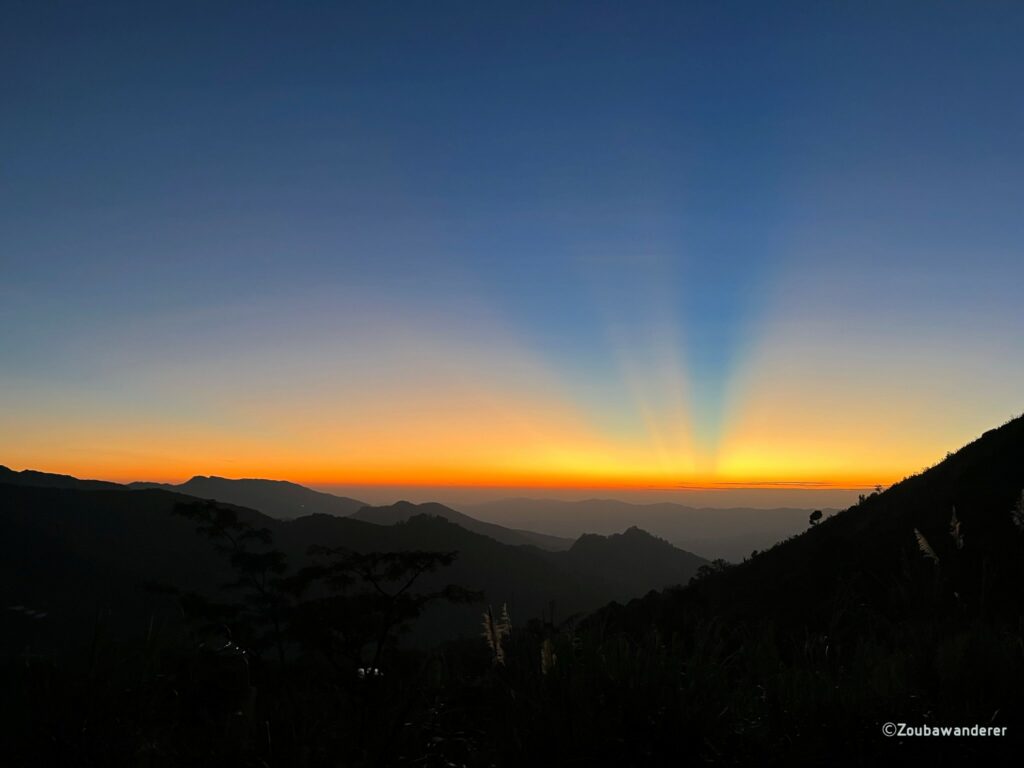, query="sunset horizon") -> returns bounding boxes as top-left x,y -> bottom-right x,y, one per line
5,4 -> 1023,511
3,410 -> 1014,507
5,3 -> 1024,763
